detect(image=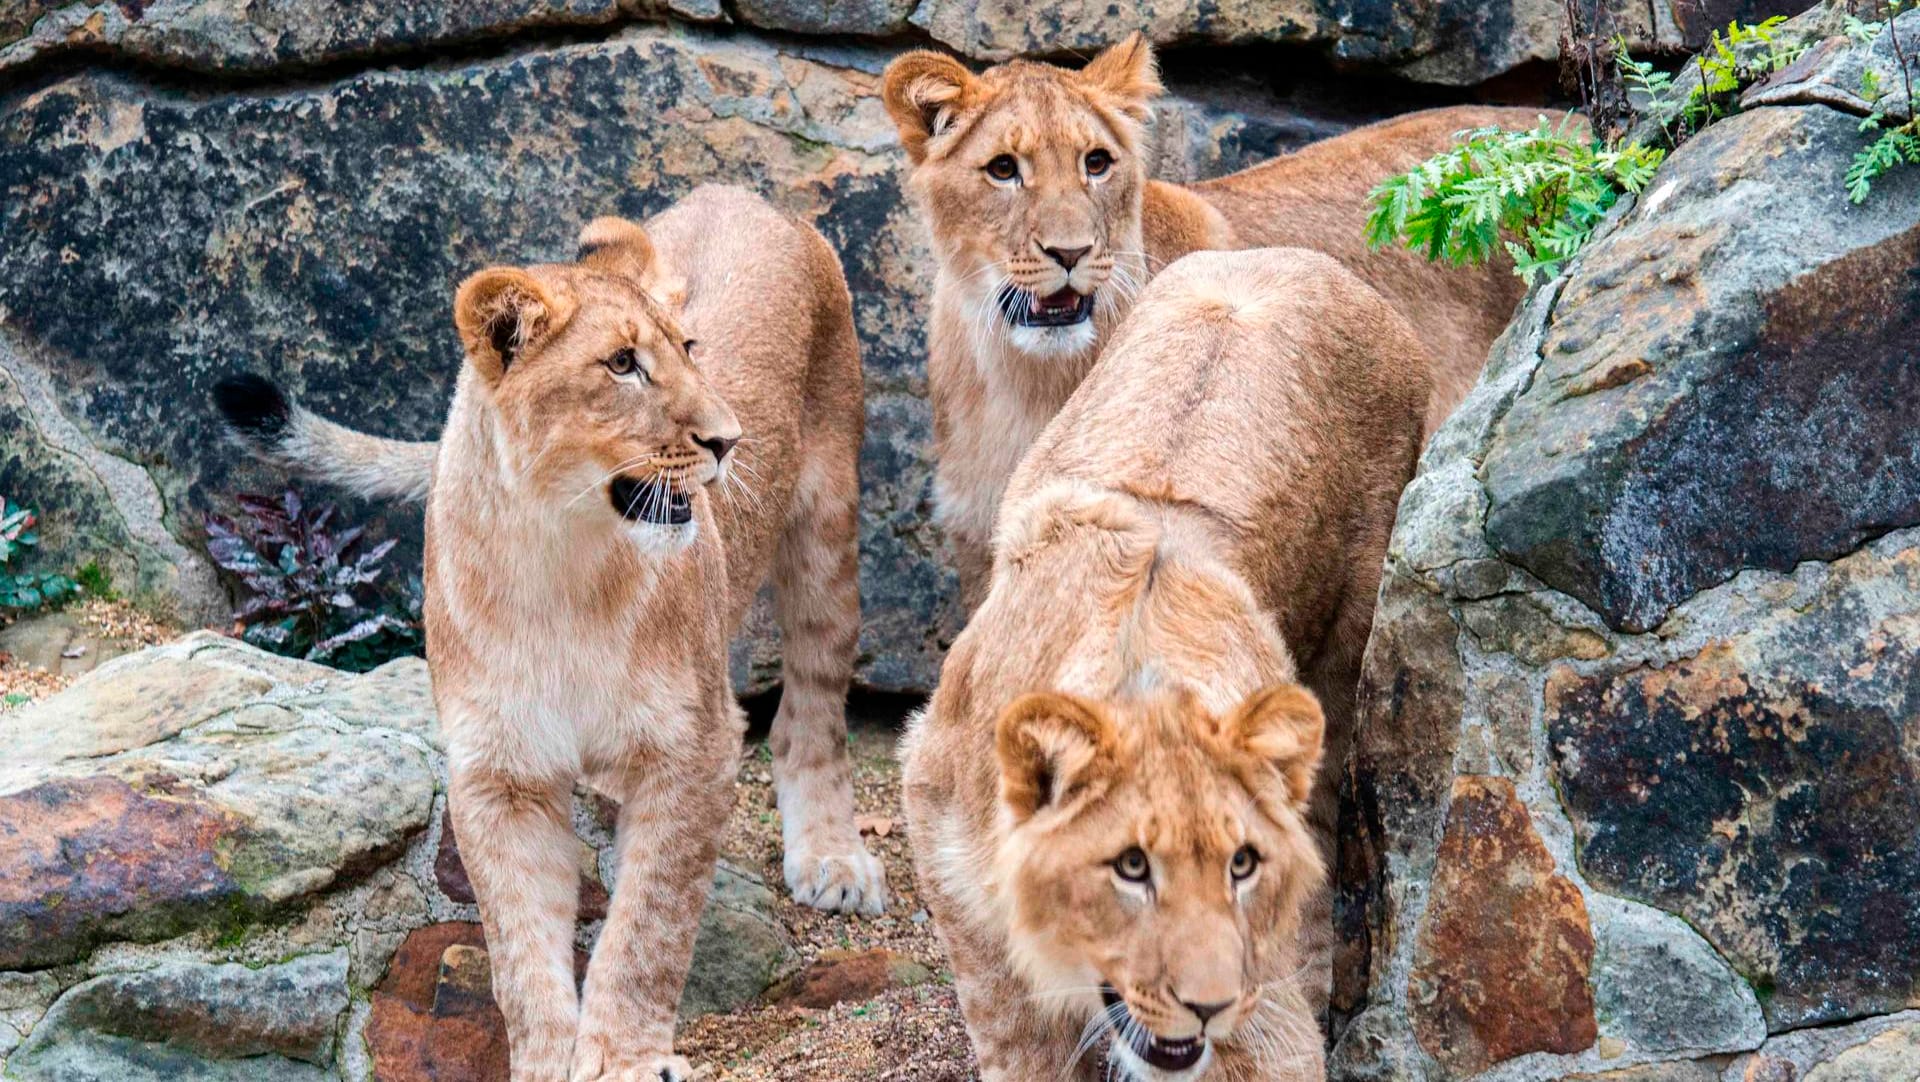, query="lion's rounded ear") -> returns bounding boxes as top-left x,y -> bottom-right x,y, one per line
578,216 -> 655,279
1078,32 -> 1162,120
453,268 -> 570,384
995,691 -> 1117,821
882,50 -> 979,164
1222,683 -> 1323,807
